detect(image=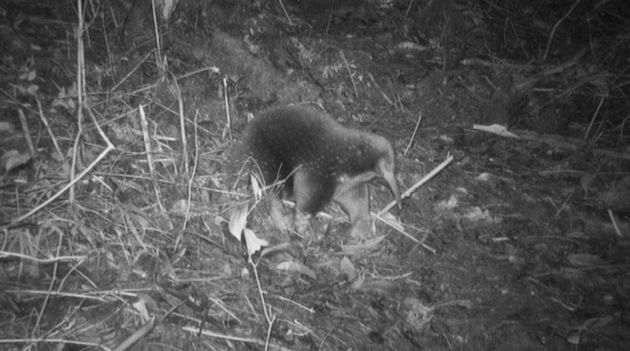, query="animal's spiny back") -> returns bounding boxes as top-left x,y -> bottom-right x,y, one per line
241,105 -> 400,218
243,106 -> 391,181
